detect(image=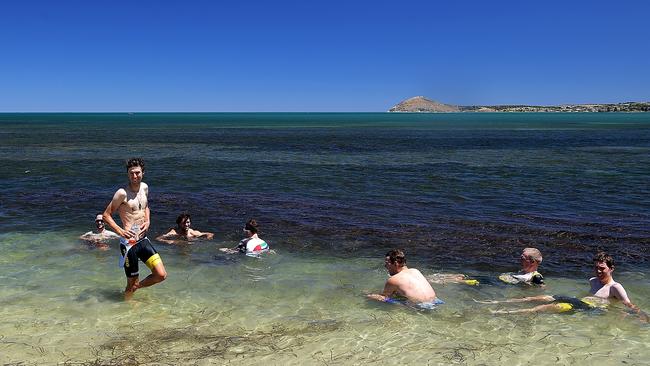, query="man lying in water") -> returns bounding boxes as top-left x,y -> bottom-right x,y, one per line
79,213 -> 120,249
481,251 -> 648,322
156,213 -> 214,243
427,247 -> 545,287
367,249 -> 443,309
